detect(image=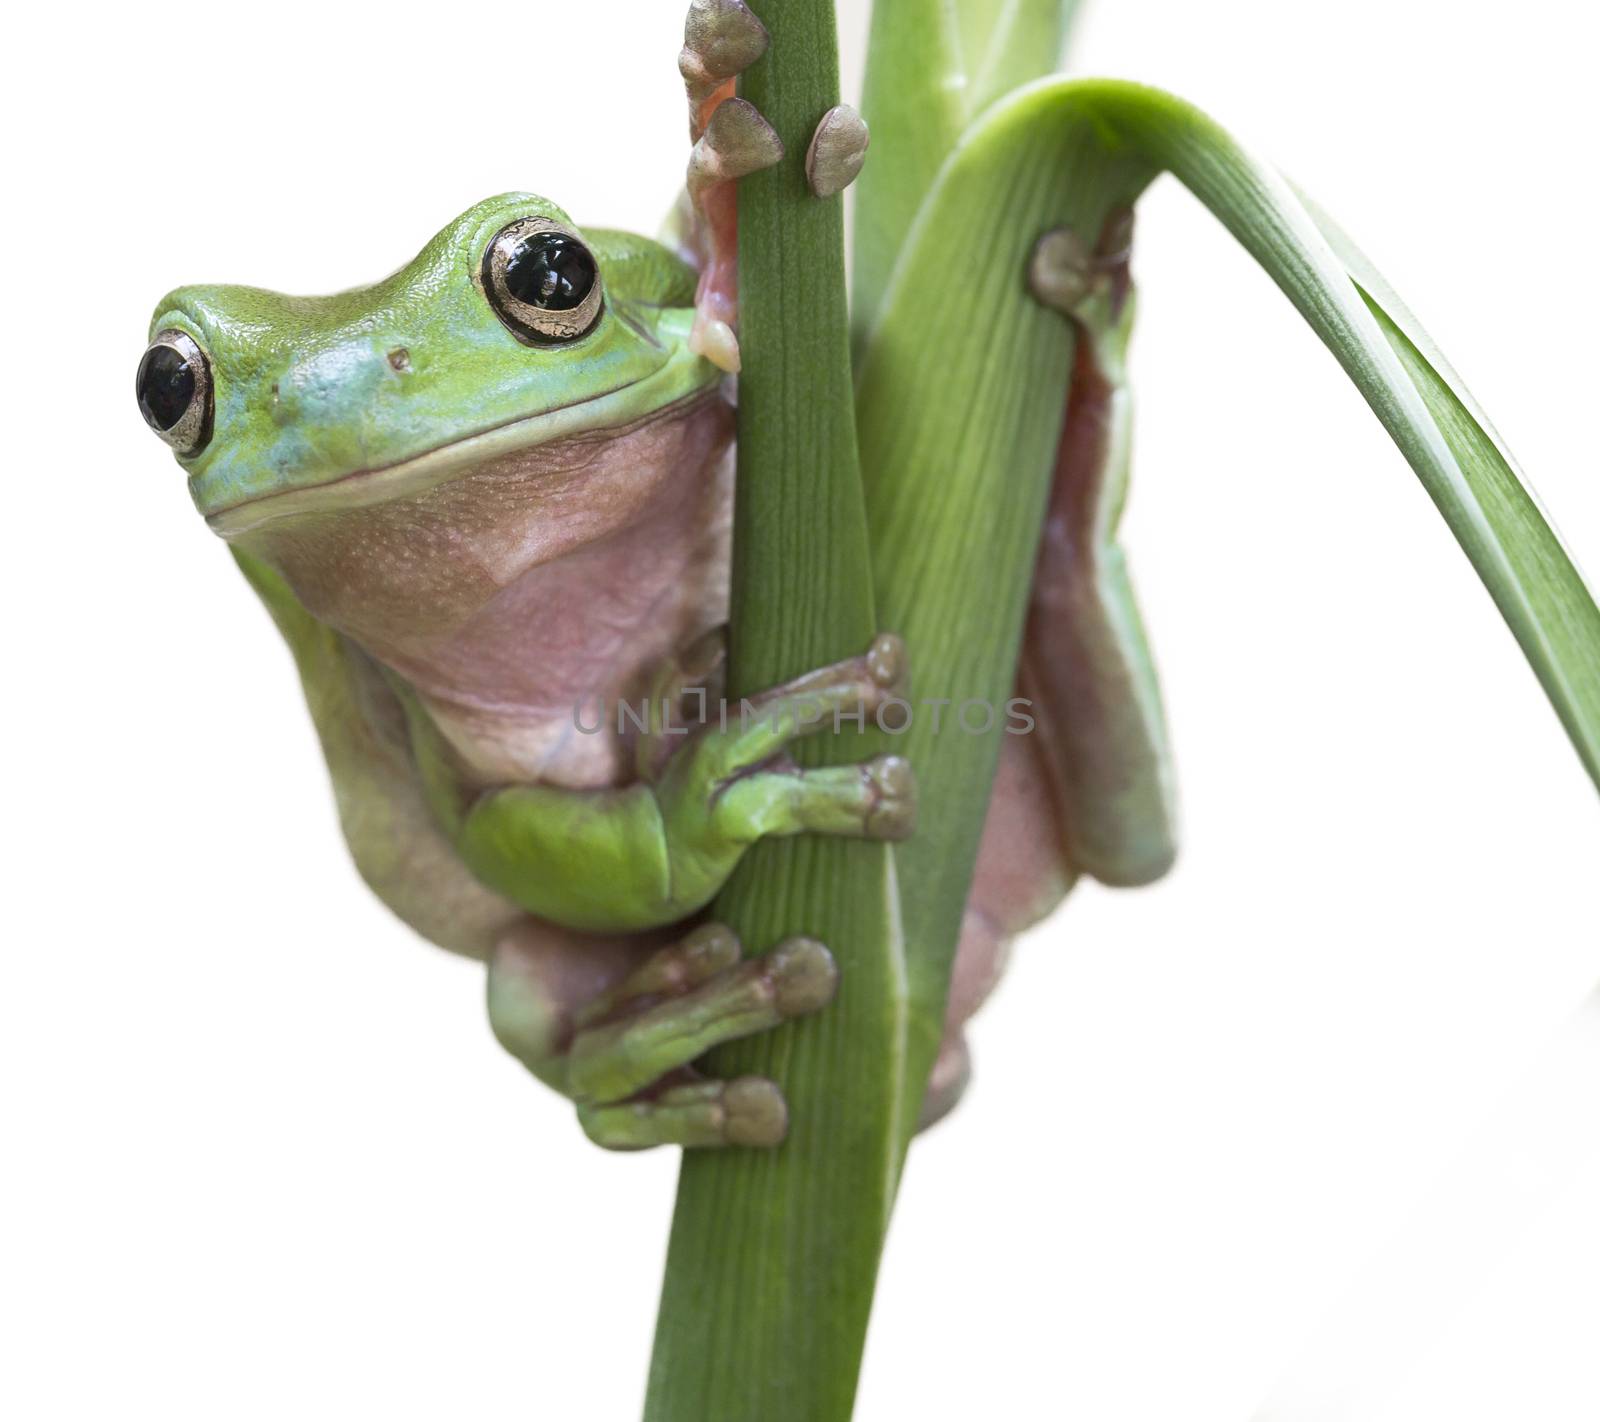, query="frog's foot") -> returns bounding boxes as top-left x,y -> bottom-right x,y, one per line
1027,209 -> 1137,356
716,752 -> 917,843
580,1075 -> 791,1151
656,628 -> 915,858
638,630 -> 913,837
681,0 -> 769,125
494,922 -> 838,1149
684,101 -> 781,372
1022,207 -> 1178,887
679,0 -> 780,372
